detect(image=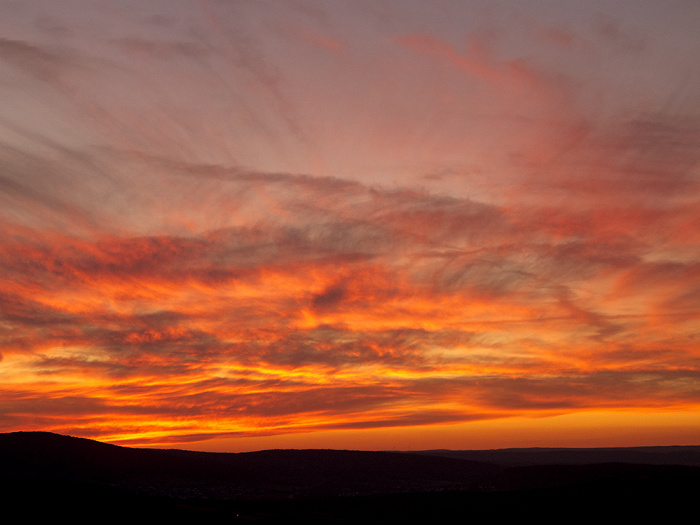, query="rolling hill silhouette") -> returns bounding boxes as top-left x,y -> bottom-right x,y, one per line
2,432 -> 699,522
